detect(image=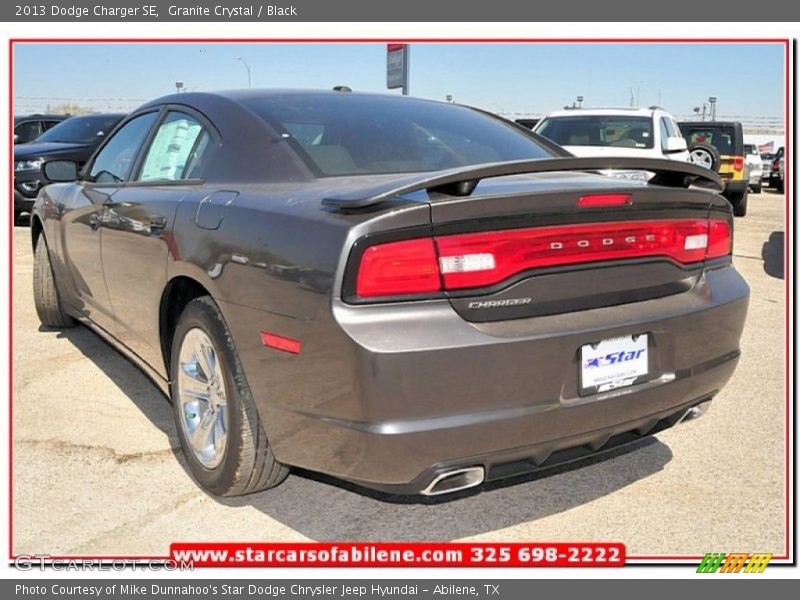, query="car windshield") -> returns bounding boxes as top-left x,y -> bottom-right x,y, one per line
535,115 -> 654,149
35,115 -> 121,144
242,94 -> 556,176
680,125 -> 736,155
